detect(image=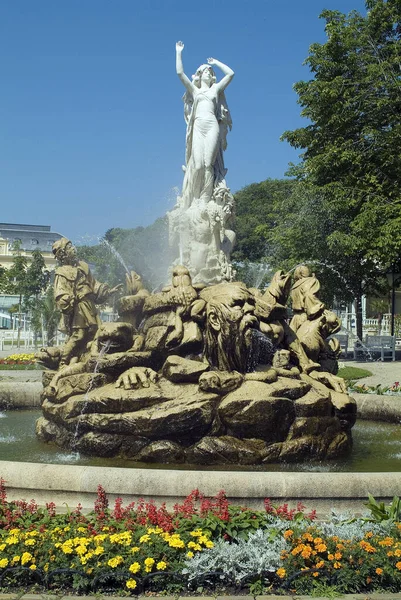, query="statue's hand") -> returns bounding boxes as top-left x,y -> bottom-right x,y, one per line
109,284 -> 123,295
176,41 -> 184,52
115,367 -> 158,390
207,57 -> 216,65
